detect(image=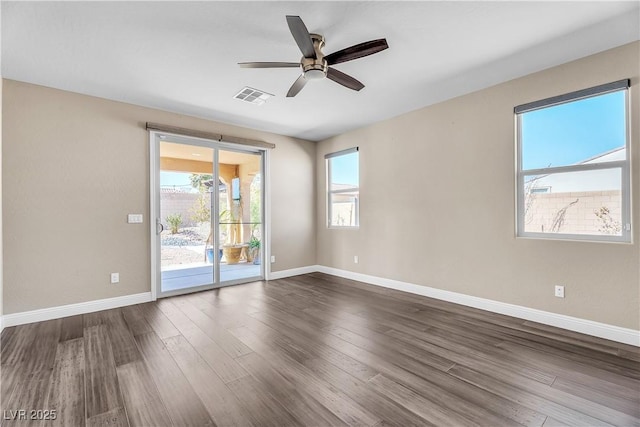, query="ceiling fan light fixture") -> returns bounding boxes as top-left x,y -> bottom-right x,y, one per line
305,69 -> 325,80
